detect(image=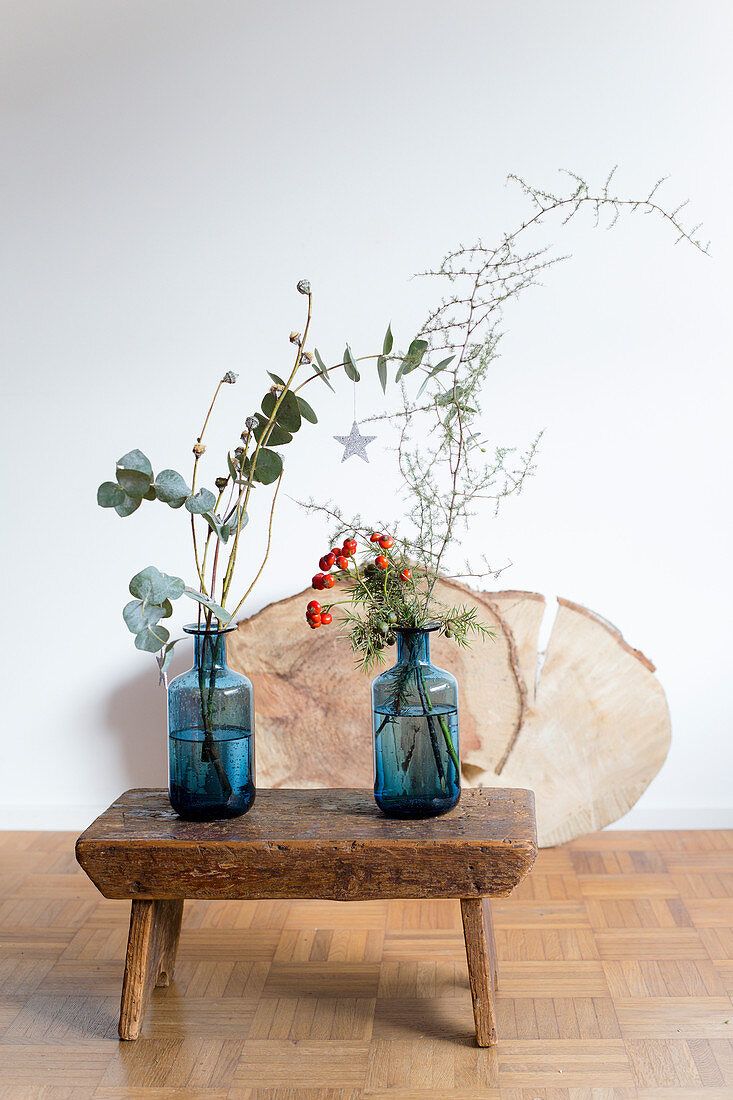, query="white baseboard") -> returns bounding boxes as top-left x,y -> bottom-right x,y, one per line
609,806 -> 733,830
0,803 -> 731,832
0,805 -> 106,830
